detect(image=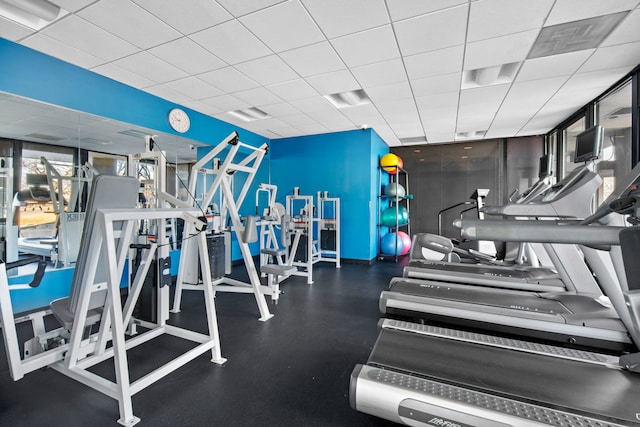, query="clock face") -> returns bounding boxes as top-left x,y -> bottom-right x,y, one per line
168,108 -> 190,133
